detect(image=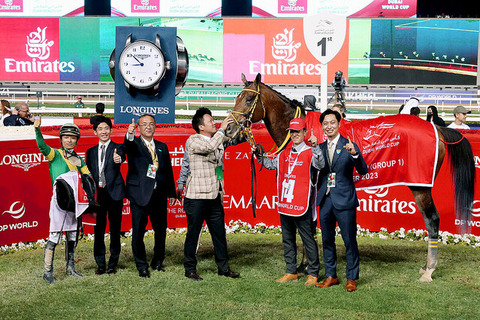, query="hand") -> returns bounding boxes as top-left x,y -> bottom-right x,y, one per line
220,115 -> 234,131
168,197 -> 176,206
34,114 -> 41,129
127,118 -> 136,134
176,186 -> 183,199
344,137 -> 358,155
113,148 -> 122,164
308,129 -> 317,147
